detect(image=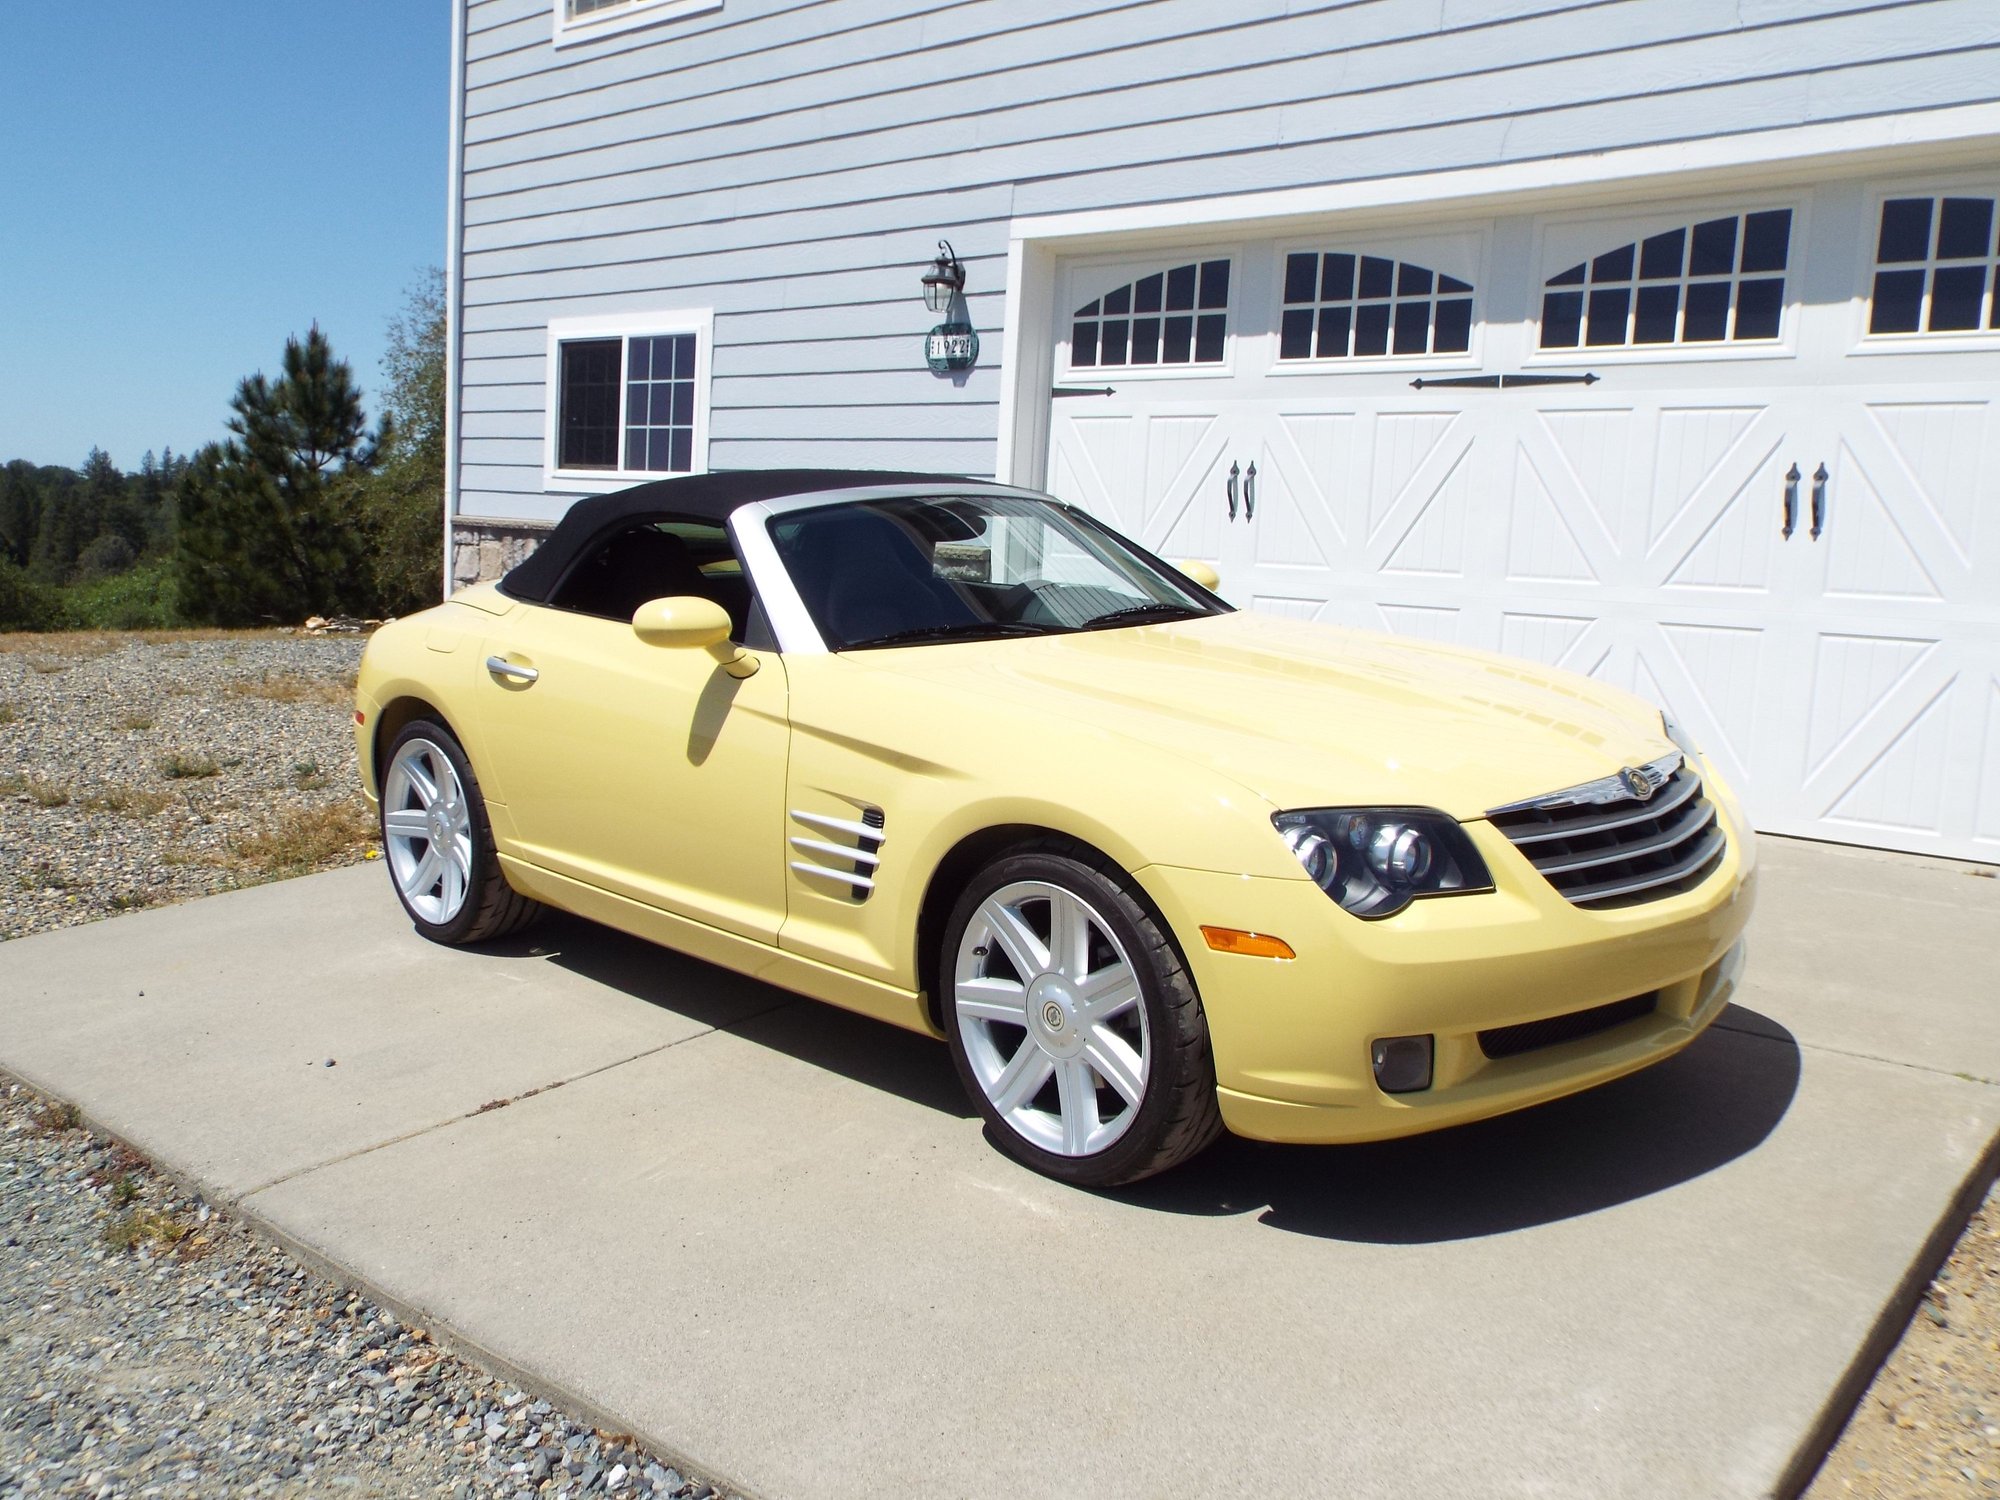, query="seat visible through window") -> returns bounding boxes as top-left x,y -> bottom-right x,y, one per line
548,519 -> 756,639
